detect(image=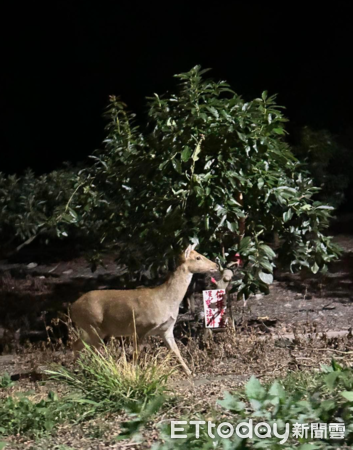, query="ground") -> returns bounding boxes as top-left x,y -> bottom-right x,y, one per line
0,221 -> 353,449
